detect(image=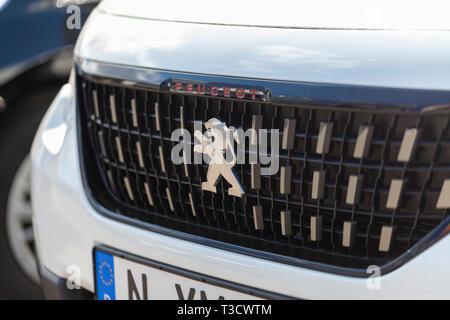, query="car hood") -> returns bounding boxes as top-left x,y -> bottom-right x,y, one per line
99,0 -> 450,30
